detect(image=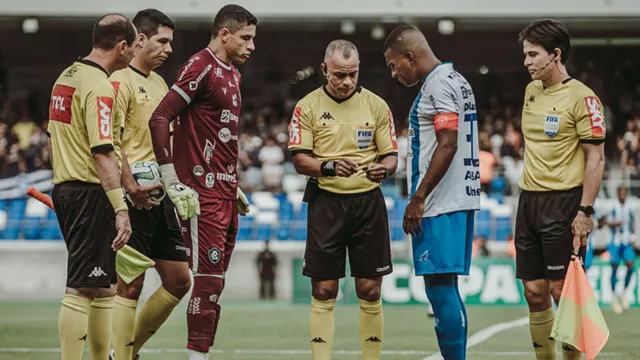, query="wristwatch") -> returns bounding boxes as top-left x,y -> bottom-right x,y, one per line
579,205 -> 595,216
